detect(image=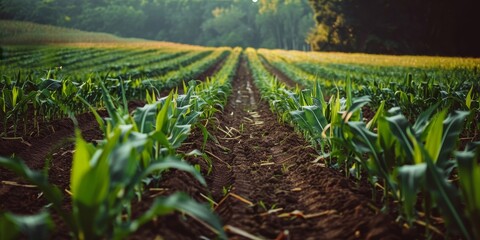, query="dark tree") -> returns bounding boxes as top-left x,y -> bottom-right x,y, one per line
307,0 -> 480,56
